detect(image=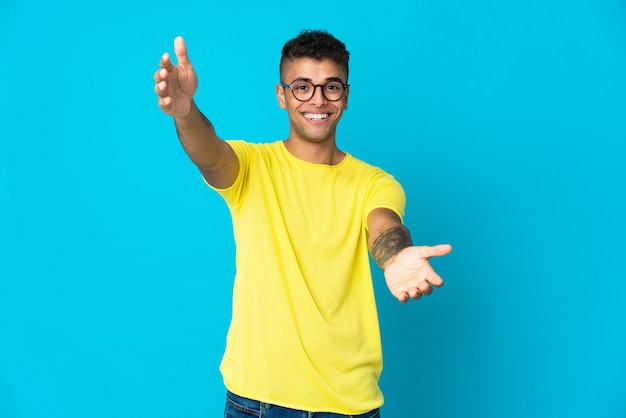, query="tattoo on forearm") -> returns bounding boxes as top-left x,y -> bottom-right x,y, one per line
371,226 -> 412,267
